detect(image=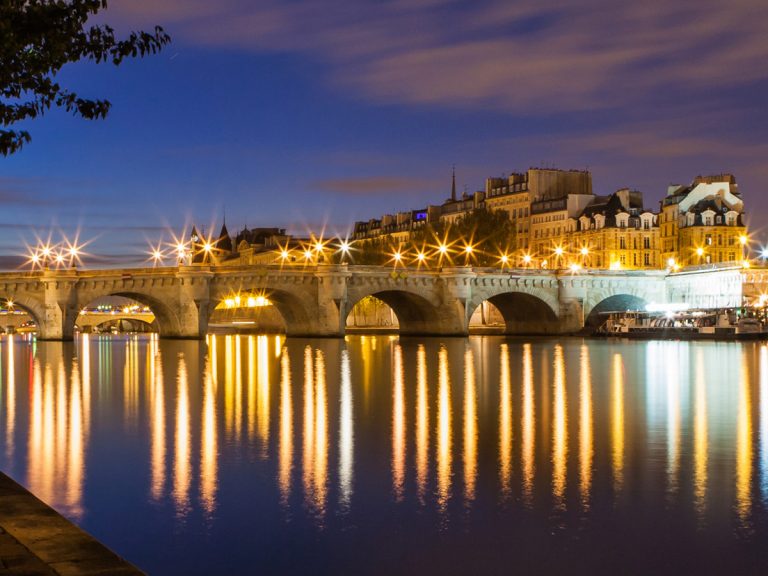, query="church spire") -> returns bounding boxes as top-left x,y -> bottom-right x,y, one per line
451,164 -> 456,202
